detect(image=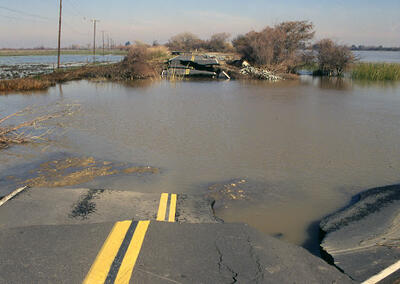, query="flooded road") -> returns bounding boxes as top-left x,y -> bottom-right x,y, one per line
1,77 -> 400,254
